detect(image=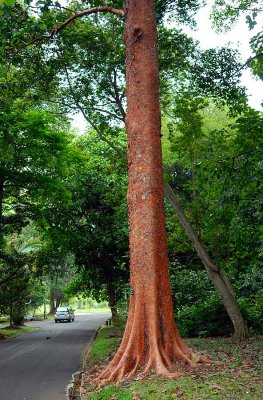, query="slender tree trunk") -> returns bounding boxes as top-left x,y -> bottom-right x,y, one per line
55,297 -> 61,309
10,299 -> 13,327
49,289 -> 56,315
164,182 -> 249,341
99,0 -> 200,382
0,182 -> 4,244
106,276 -> 119,324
